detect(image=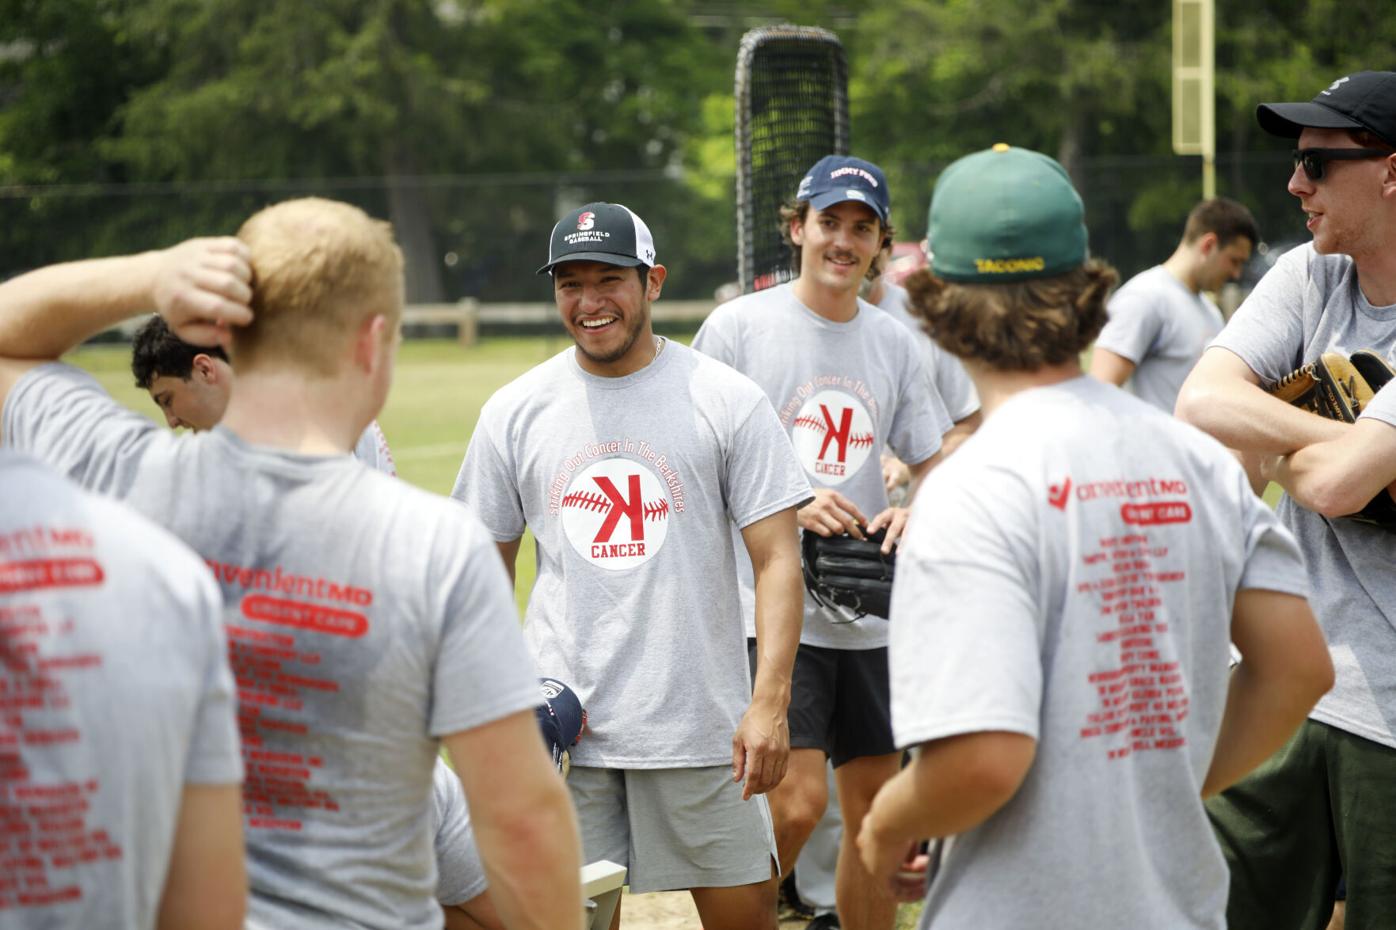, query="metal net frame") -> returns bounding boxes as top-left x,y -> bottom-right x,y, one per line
735,26 -> 849,294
